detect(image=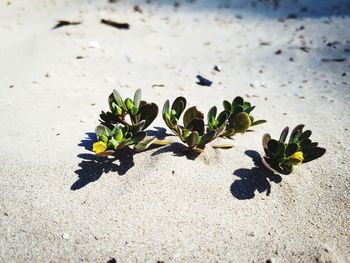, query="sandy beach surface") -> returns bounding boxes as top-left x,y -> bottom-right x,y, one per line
0,0 -> 349,262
